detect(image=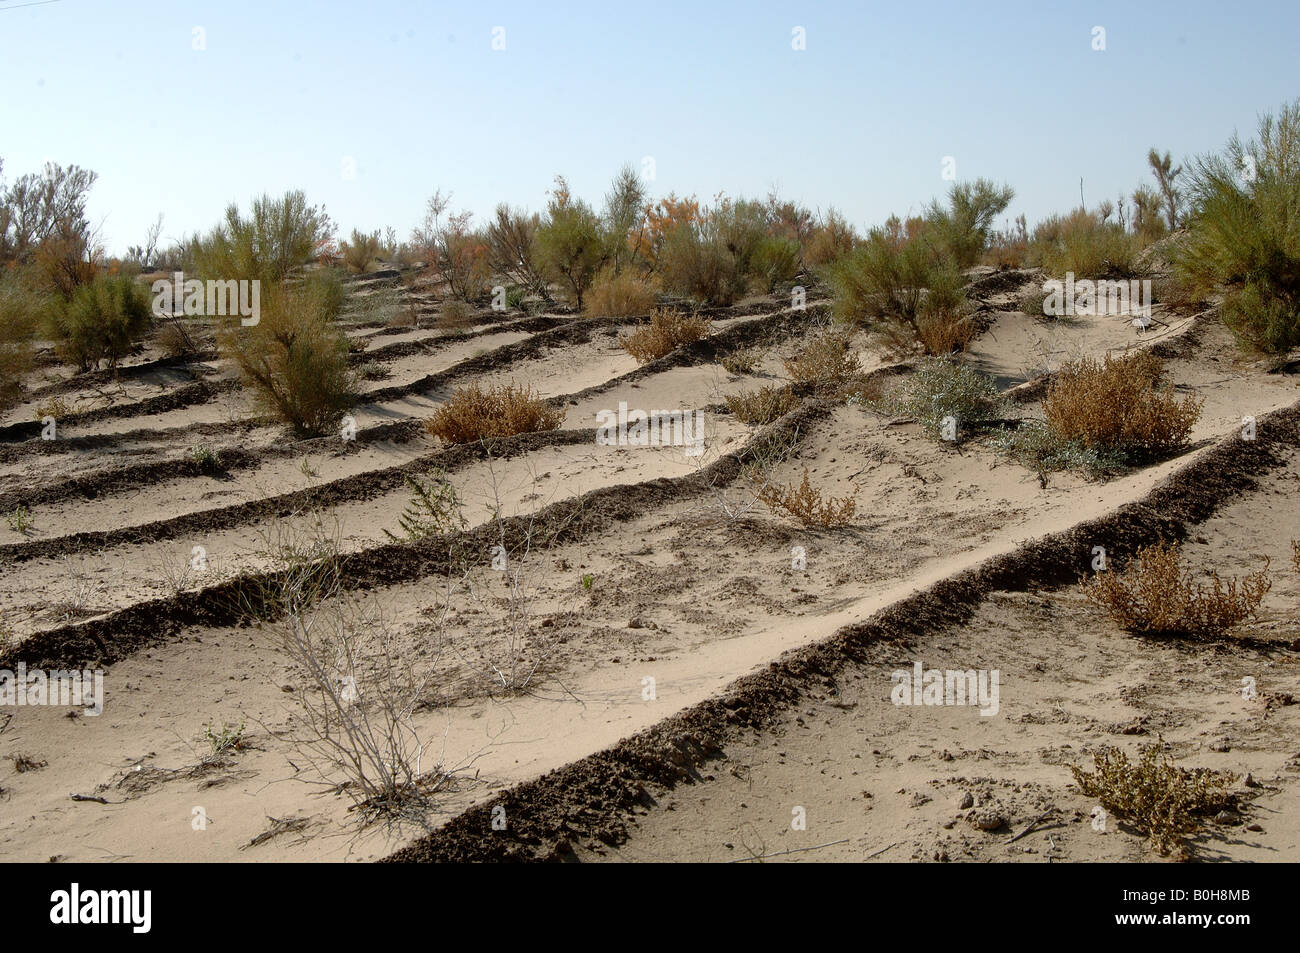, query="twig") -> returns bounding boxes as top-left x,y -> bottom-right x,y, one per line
863,839 -> 899,859
70,793 -> 110,804
1008,810 -> 1052,844
727,837 -> 850,863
